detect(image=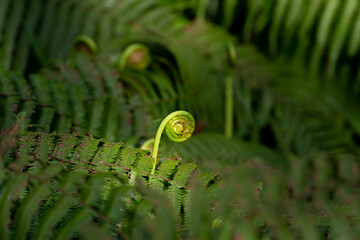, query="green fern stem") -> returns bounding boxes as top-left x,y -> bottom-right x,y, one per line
225,73 -> 234,138
225,43 -> 236,138
151,111 -> 195,175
